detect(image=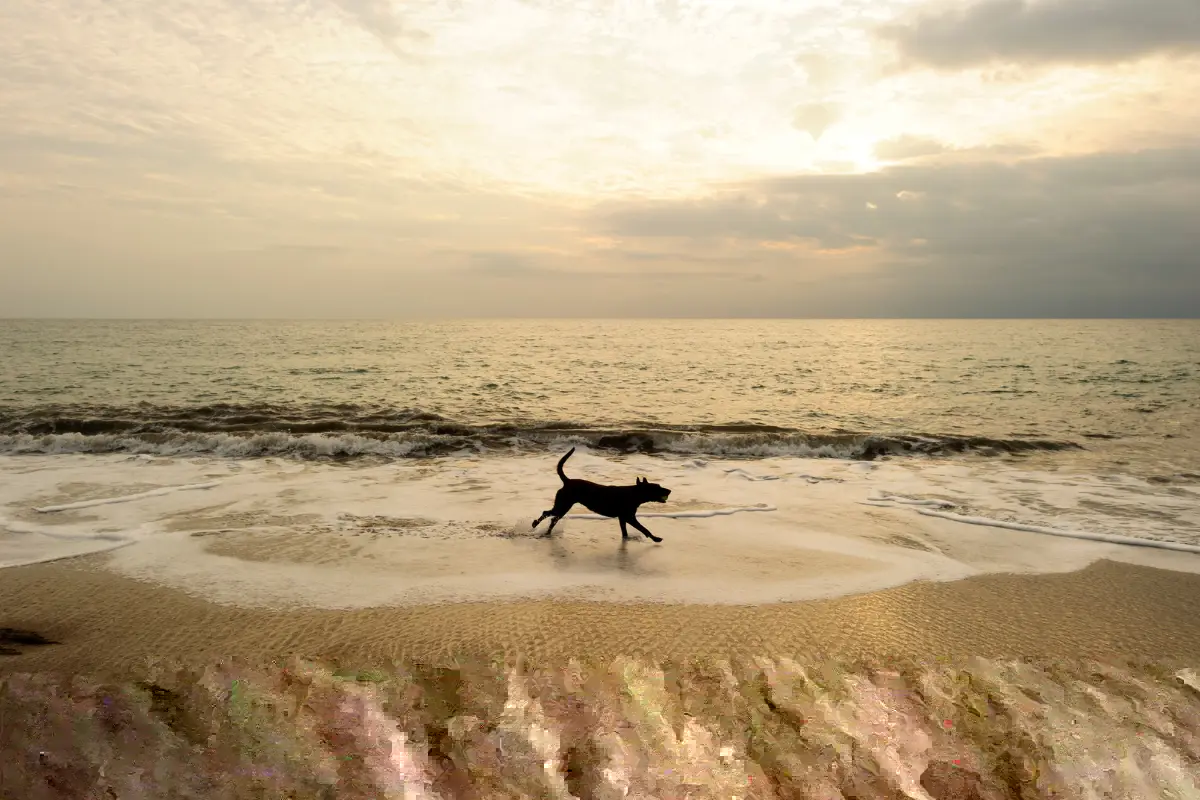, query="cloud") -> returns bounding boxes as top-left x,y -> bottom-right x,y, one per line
327,0 -> 427,51
883,0 -> 1200,68
873,136 -> 949,161
462,250 -> 547,275
448,246 -> 746,280
236,243 -> 350,256
873,137 -> 1040,163
593,146 -> 1200,316
2,0 -> 1199,317
792,103 -> 842,141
